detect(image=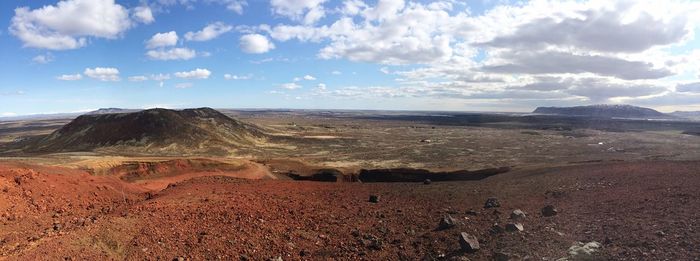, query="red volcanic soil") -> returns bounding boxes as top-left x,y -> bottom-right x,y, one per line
2,160 -> 700,260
